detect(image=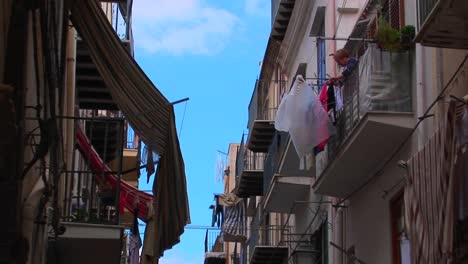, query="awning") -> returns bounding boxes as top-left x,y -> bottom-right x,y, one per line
69,0 -> 169,153
220,194 -> 246,242
68,0 -> 190,260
